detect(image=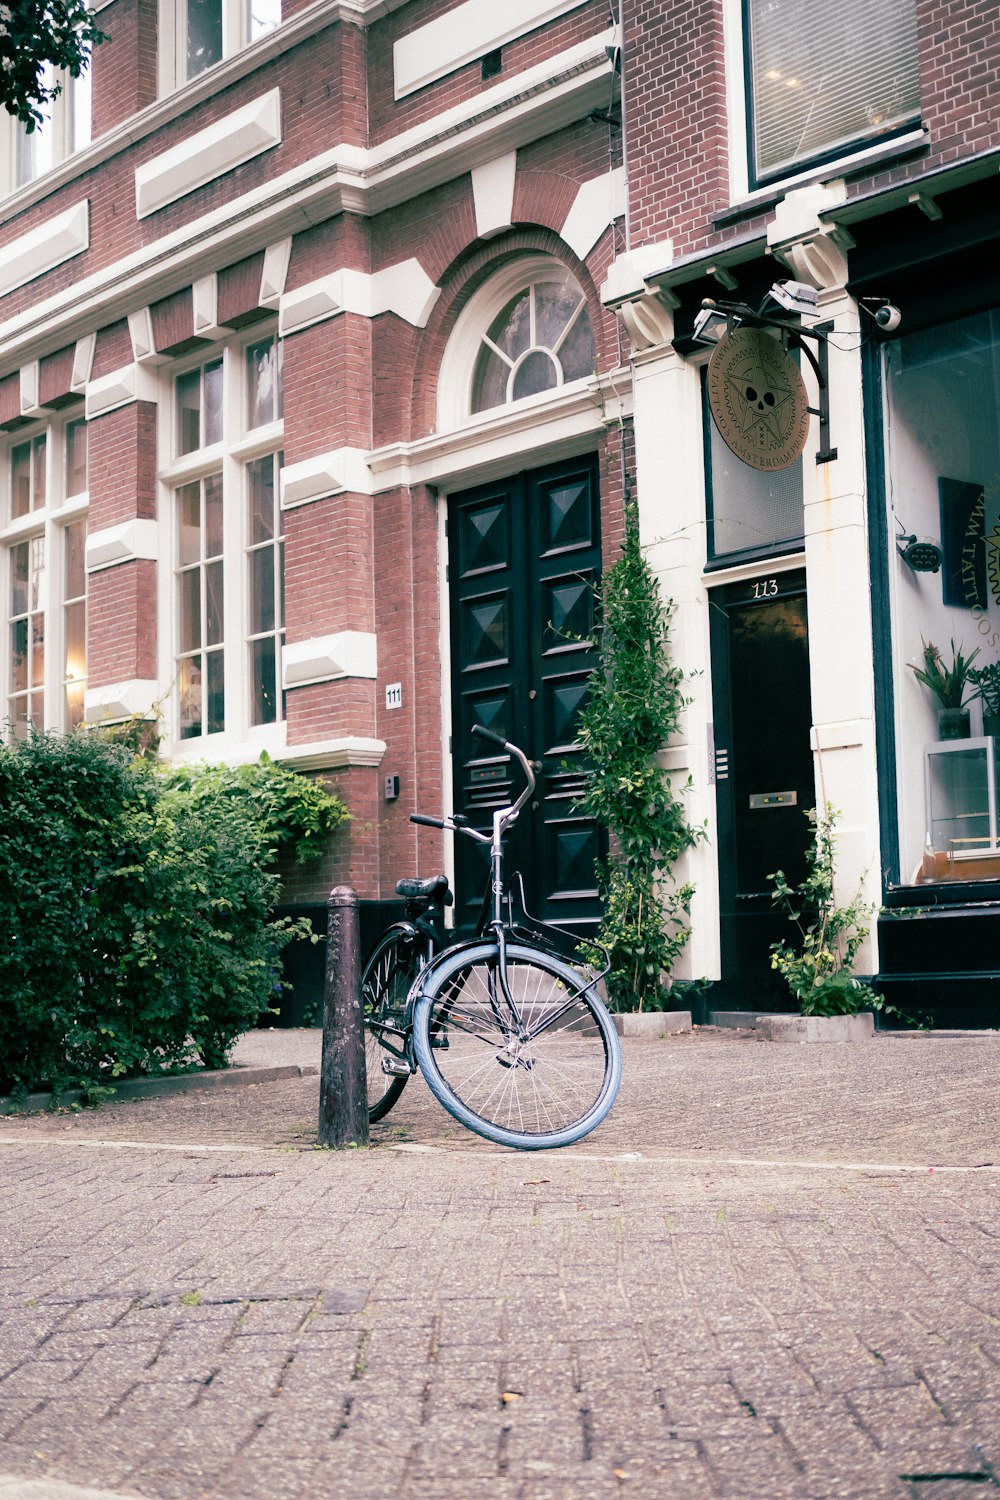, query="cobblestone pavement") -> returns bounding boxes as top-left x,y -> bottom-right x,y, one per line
1,1030 -> 998,1500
